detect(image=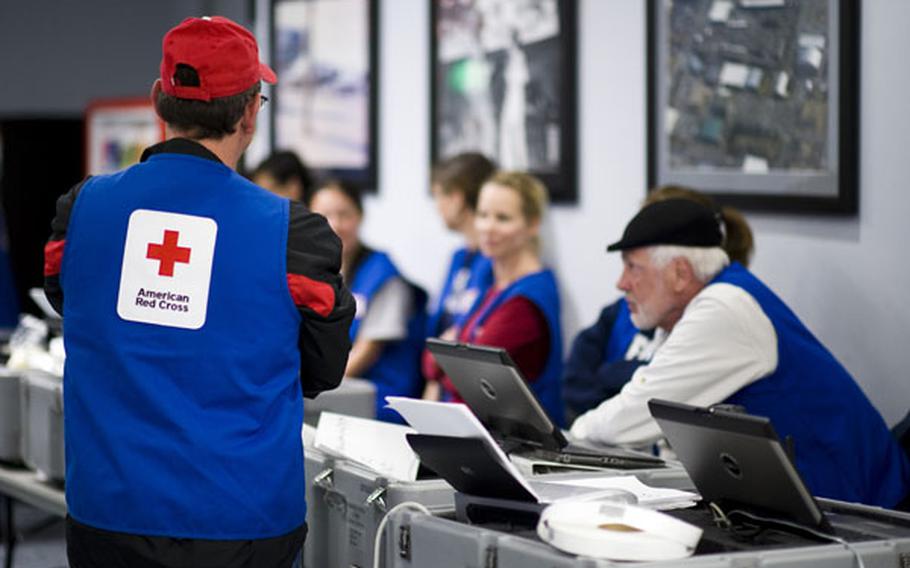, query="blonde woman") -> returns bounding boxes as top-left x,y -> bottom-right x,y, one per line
422,171 -> 565,426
